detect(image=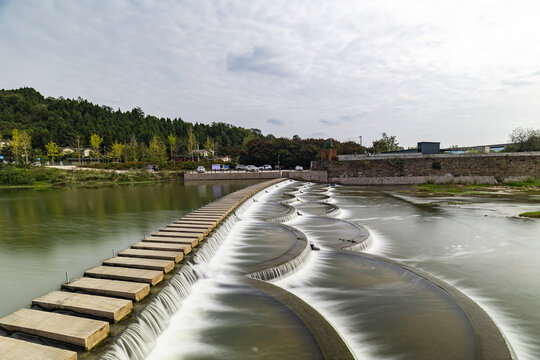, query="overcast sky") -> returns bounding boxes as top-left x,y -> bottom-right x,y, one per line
1,0 -> 540,148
